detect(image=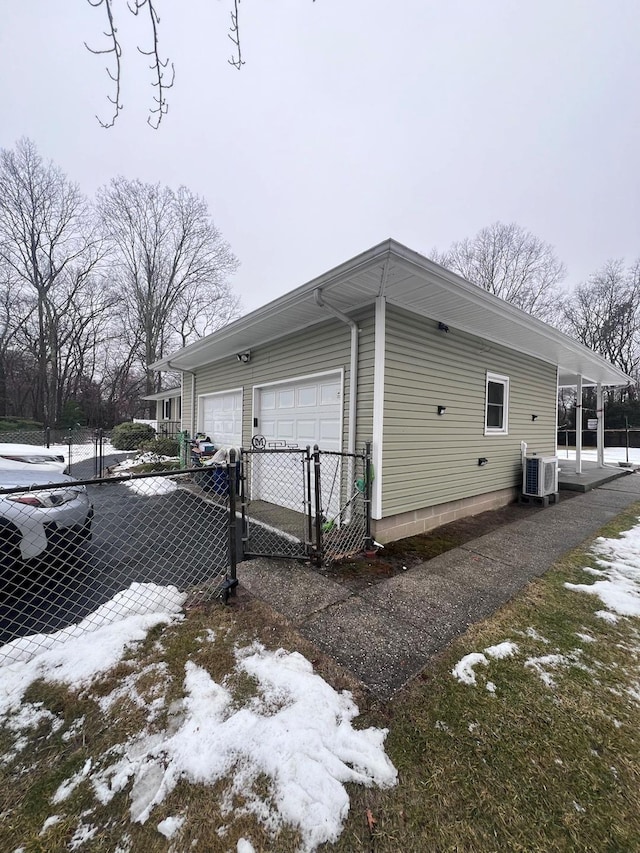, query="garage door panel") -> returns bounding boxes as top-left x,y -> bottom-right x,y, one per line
319,419 -> 340,442
200,390 -> 242,447
297,387 -> 317,407
320,382 -> 340,405
253,375 -> 341,510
